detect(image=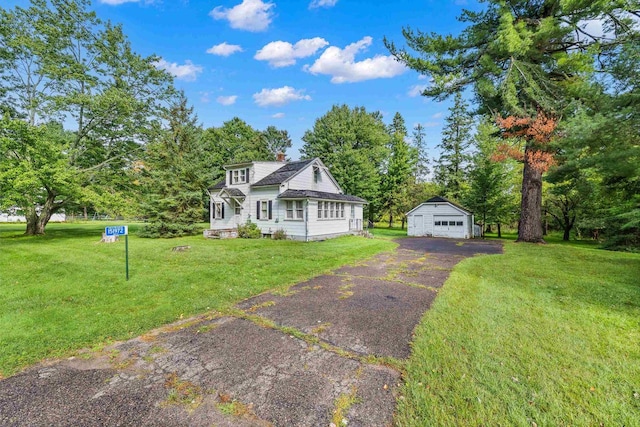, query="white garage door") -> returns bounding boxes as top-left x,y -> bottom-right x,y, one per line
433,215 -> 465,238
